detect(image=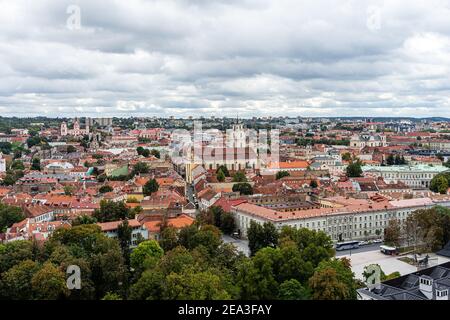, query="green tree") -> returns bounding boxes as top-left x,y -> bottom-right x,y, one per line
220,213 -> 236,235
232,172 -> 247,182
159,227 -> 179,252
0,142 -> 12,154
310,180 -> 318,188
309,258 -> 356,300
386,154 -> 395,165
143,179 -> 159,196
26,136 -> 42,148
430,174 -> 449,194
99,185 -> 114,194
278,279 -> 310,300
0,259 -> 40,300
132,162 -> 149,175
277,241 -> 314,283
31,262 -> 69,300
47,224 -> 128,299
129,269 -> 165,300
217,169 -> 226,182
276,171 -> 290,180
66,145 -> 77,153
346,161 -> 363,178
216,165 -> 230,177
117,220 -> 133,268
150,149 -> 160,159
247,221 -> 279,256
1,169 -> 24,186
178,224 -> 222,255
279,227 -> 335,269
309,267 -> 349,300
63,185 -> 76,196
341,152 -> 352,161
31,157 -> 41,171
71,215 -> 97,226
130,240 -> 164,271
237,247 -> 280,299
0,240 -> 34,274
10,160 -> 25,170
93,200 -> 133,222
0,203 -> 25,232
102,292 -> 123,300
444,159 -> 450,168
384,219 -> 402,247
163,268 -> 232,300
232,182 -> 253,195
